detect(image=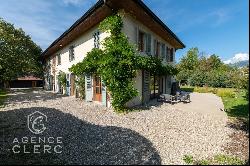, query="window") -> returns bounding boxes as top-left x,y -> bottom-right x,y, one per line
69,46 -> 75,62
93,31 -> 100,48
138,31 -> 145,52
156,41 -> 160,58
170,48 -> 174,62
166,47 -> 170,62
138,30 -> 151,54
161,43 -> 166,61
57,54 -> 61,65
150,74 -> 159,99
